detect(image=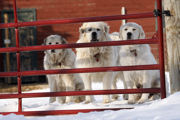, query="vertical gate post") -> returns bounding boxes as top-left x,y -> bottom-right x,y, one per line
156,0 -> 166,98
13,0 -> 22,112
